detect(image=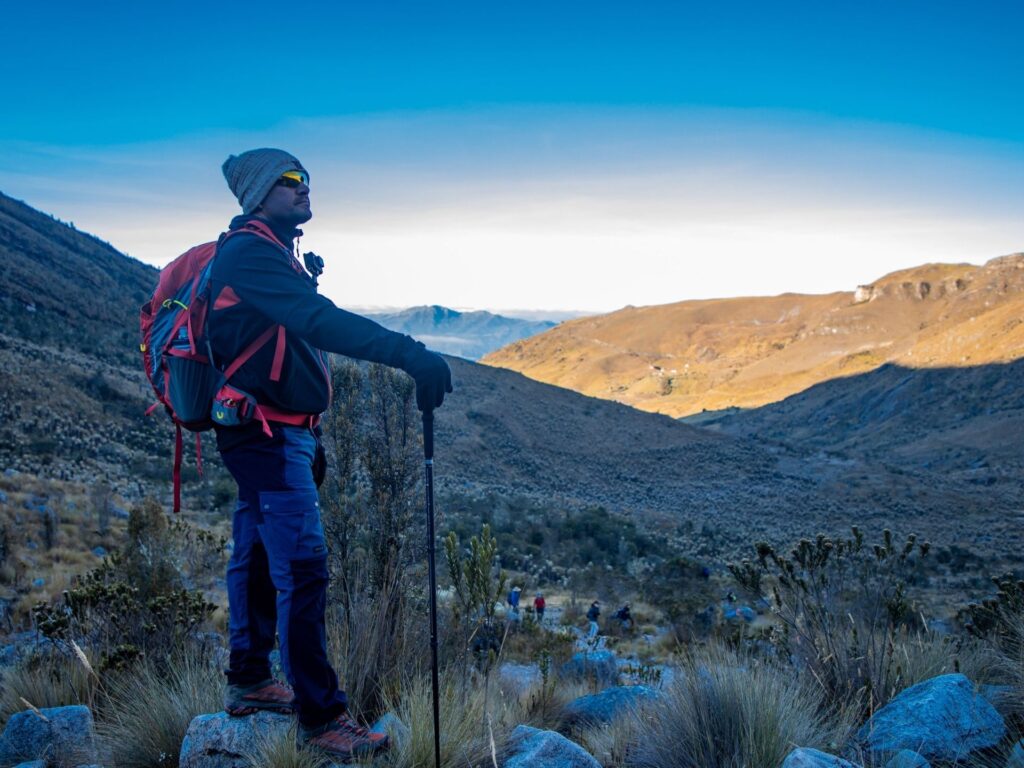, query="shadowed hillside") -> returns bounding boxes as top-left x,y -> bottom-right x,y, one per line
435,357 -> 1020,560
0,192 -> 156,367
696,360 -> 1024,495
